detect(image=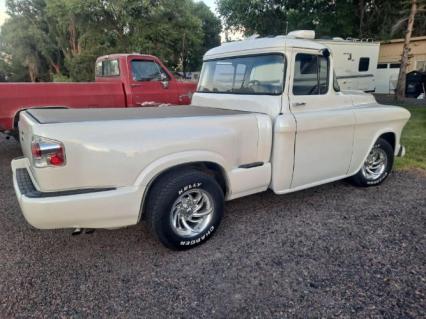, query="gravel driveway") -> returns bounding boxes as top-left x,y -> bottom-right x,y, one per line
0,136 -> 425,318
